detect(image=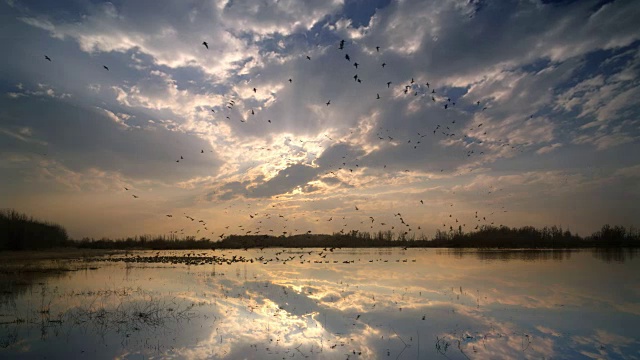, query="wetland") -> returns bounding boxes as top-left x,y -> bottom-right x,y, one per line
0,248 -> 638,359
